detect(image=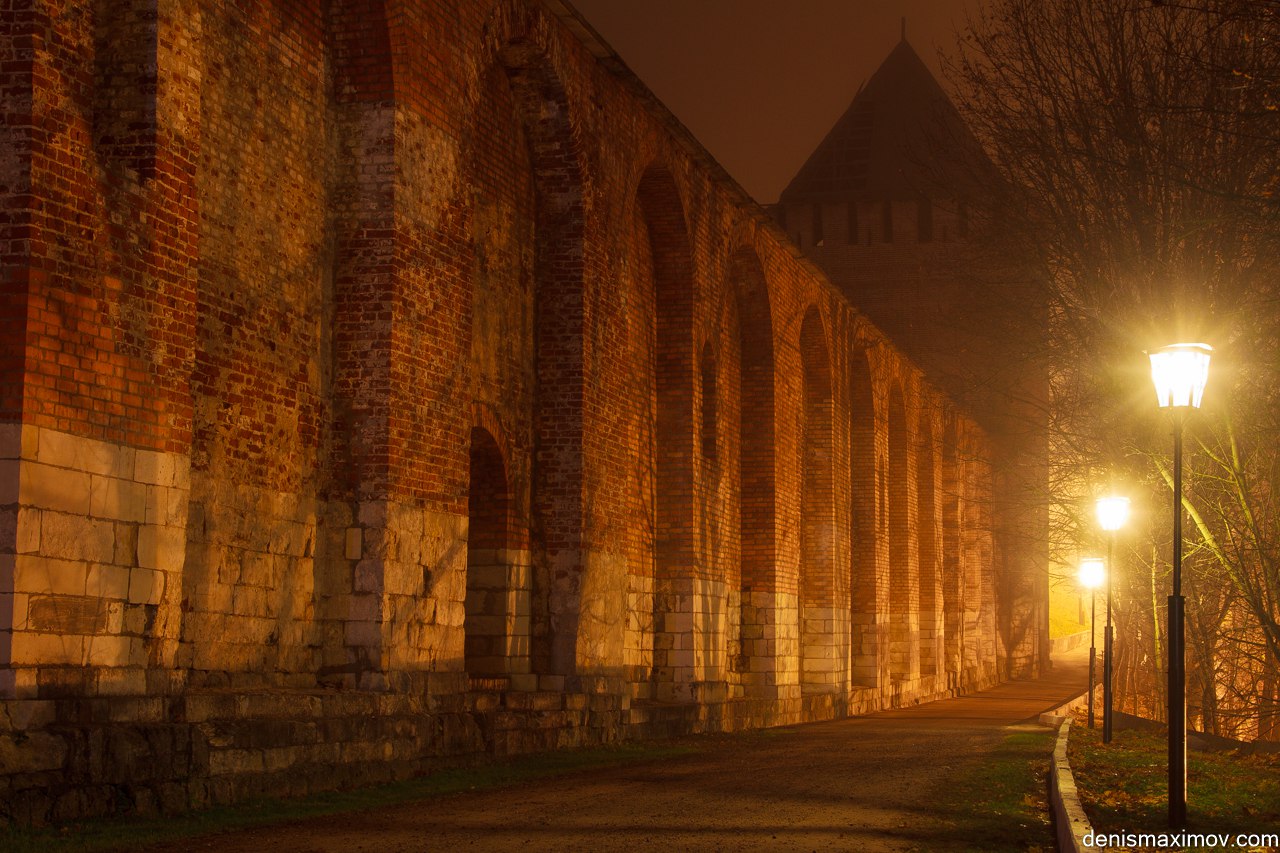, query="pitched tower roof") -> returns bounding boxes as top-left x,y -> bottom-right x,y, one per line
779,37 -> 988,204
